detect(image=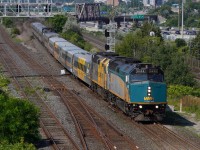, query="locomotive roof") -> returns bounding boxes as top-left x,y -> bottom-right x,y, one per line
55,41 -> 75,47
32,22 -> 43,27
49,37 -> 66,43
61,45 -> 82,52
95,51 -> 118,57
67,48 -> 87,55
32,22 -> 46,32
74,52 -> 92,62
109,57 -> 141,74
43,32 -> 59,38
92,51 -> 119,63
